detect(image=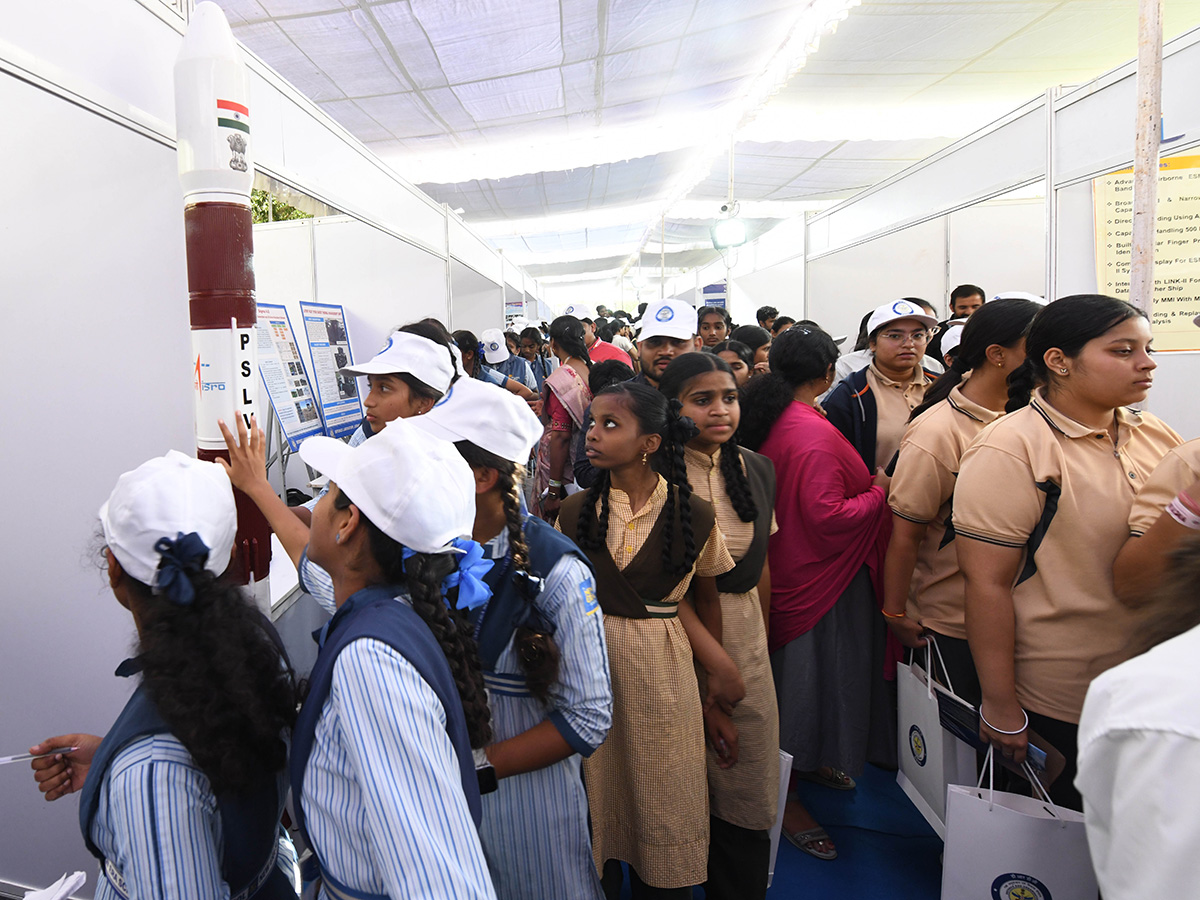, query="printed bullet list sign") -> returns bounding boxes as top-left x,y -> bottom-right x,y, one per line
1094,155 -> 1200,351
